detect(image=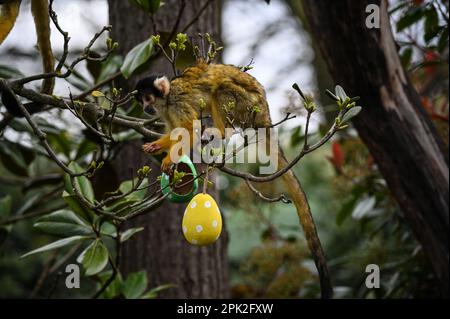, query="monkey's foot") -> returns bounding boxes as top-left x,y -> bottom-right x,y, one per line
161,157 -> 174,174
143,142 -> 162,154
